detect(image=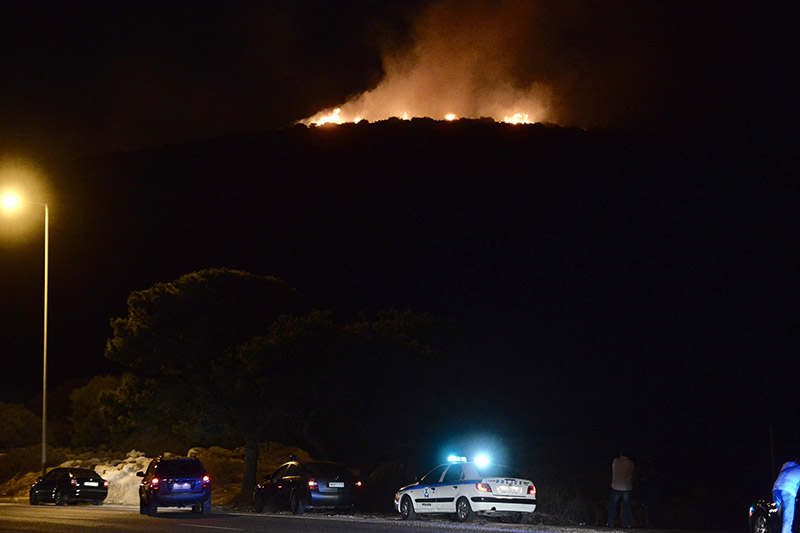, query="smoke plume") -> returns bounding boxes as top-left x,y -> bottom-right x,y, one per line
302,0 -> 553,125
